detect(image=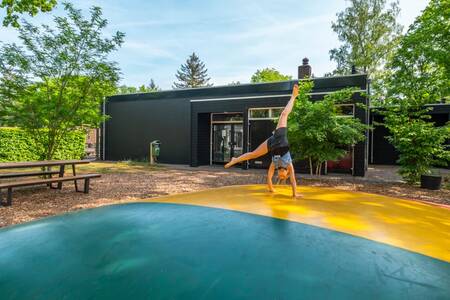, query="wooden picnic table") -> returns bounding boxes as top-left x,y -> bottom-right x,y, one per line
0,160 -> 91,170
0,160 -> 100,206
0,160 -> 91,189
